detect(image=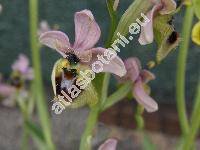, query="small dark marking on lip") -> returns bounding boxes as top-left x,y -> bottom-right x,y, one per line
168,16 -> 174,26
55,76 -> 62,95
167,31 -> 178,44
65,53 -> 80,65
10,76 -> 22,88
63,68 -> 77,79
